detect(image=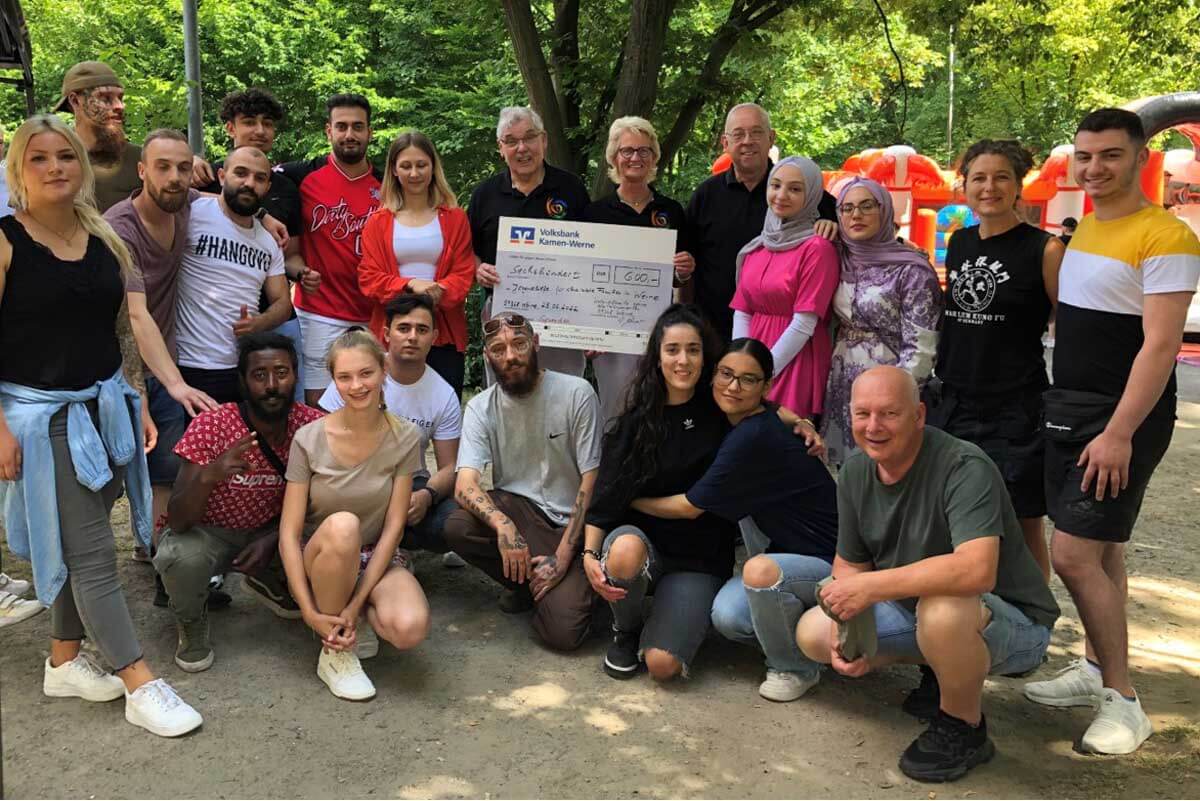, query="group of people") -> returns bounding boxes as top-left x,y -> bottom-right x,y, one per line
0,56 -> 1196,785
